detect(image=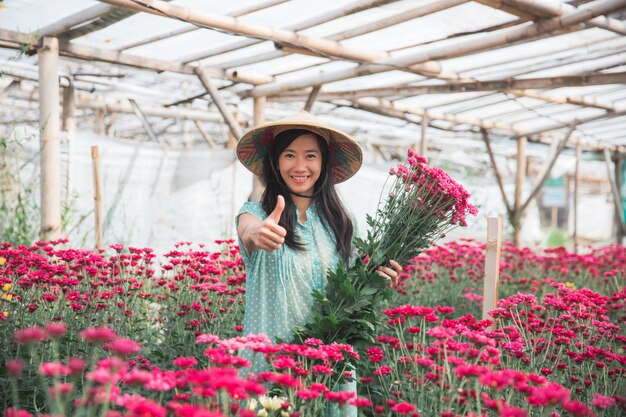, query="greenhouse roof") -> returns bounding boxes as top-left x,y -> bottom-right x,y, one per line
1,0 -> 626,152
